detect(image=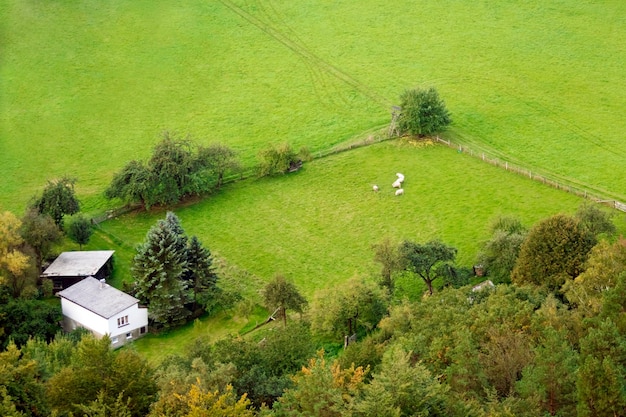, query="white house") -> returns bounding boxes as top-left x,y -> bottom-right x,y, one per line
57,276 -> 148,348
